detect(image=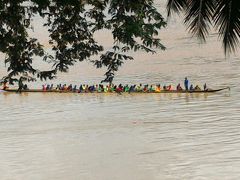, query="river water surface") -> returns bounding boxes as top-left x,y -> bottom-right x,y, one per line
0,1 -> 240,180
